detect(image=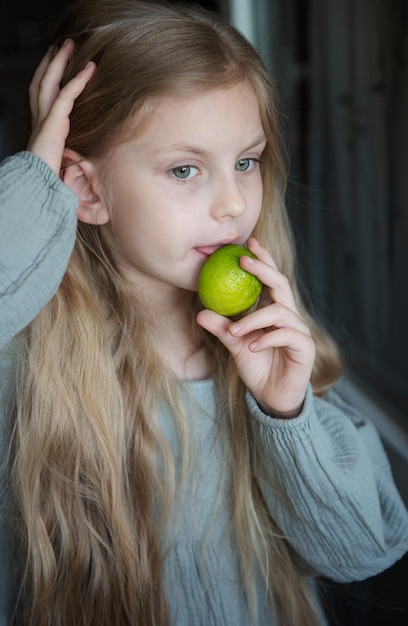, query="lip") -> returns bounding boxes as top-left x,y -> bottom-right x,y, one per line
195,245 -> 223,258
195,238 -> 242,259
